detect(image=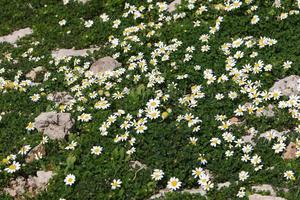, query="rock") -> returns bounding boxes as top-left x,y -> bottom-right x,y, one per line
256,105 -> 275,117
149,189 -> 169,199
51,47 -> 99,60
34,112 -> 74,140
242,128 -> 258,145
182,188 -> 206,196
47,92 -> 74,105
149,188 -> 206,200
168,0 -> 182,12
249,194 -> 286,200
273,0 -> 281,8
229,117 -> 241,125
33,171 -> 53,188
25,66 -> 45,81
0,28 -> 33,44
4,171 -> 53,199
283,142 -> 297,160
269,75 -> 300,96
4,177 -> 26,198
252,184 -> 276,196
89,56 -> 121,74
217,182 -> 231,190
25,143 -> 46,163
